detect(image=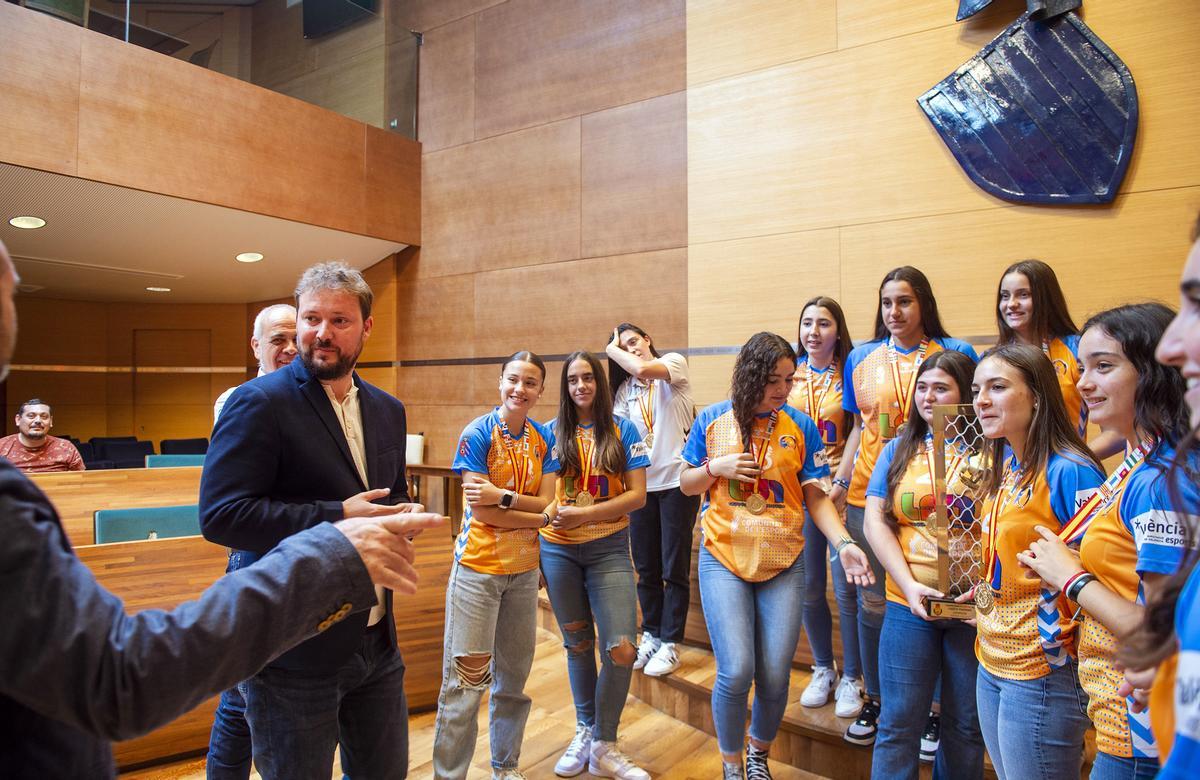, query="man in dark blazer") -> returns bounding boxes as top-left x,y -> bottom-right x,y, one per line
200,261 -> 417,780
0,243 -> 444,779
